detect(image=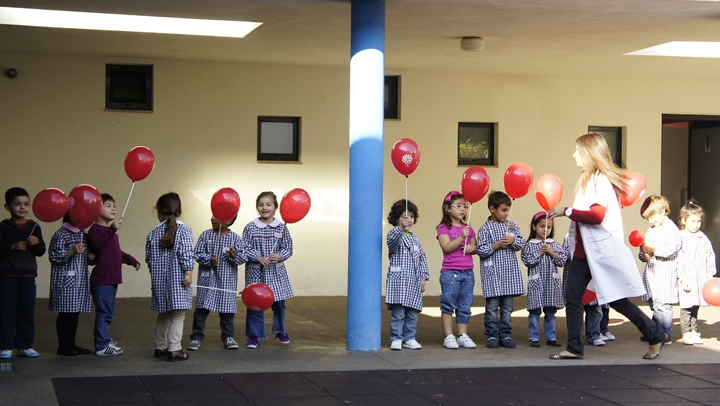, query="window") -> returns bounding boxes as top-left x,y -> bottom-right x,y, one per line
458,122 -> 496,166
105,64 -> 153,111
384,76 -> 400,119
257,116 -> 301,162
589,126 -> 623,168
